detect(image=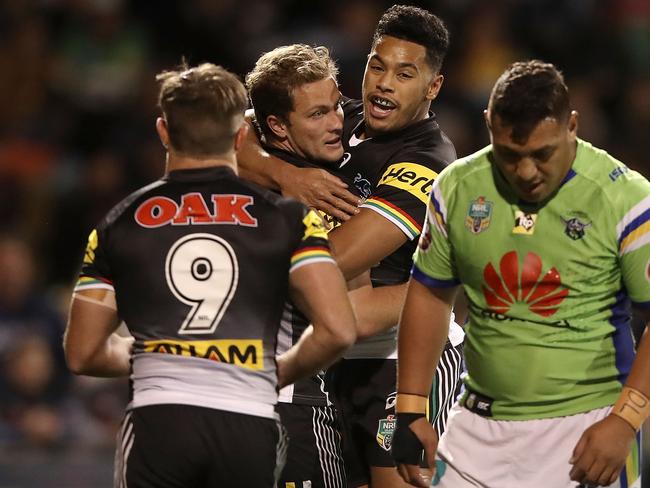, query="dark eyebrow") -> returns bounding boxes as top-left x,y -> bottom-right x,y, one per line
531,145 -> 556,155
493,144 -> 520,157
304,101 -> 338,115
494,144 -> 556,159
370,54 -> 419,72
